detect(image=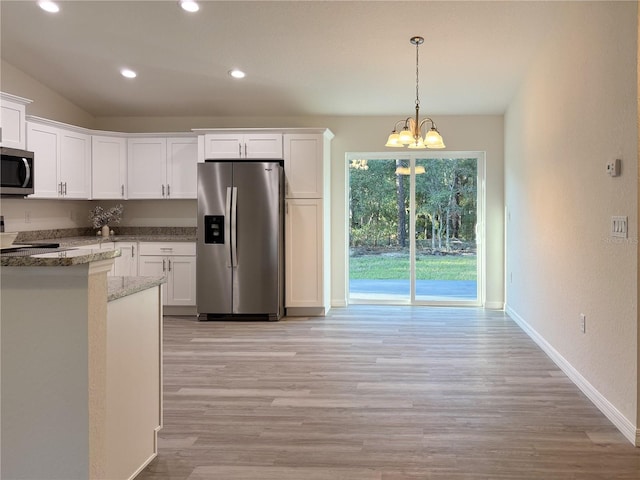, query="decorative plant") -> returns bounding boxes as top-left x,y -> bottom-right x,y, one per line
89,204 -> 124,229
